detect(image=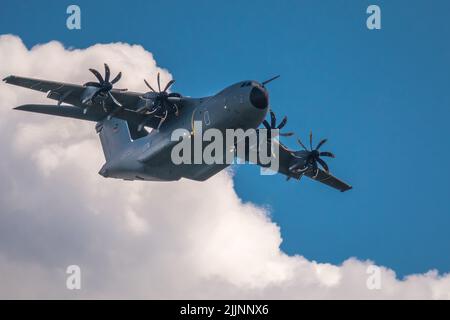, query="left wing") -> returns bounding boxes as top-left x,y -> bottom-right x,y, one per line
3,75 -> 176,131
3,75 -> 143,108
